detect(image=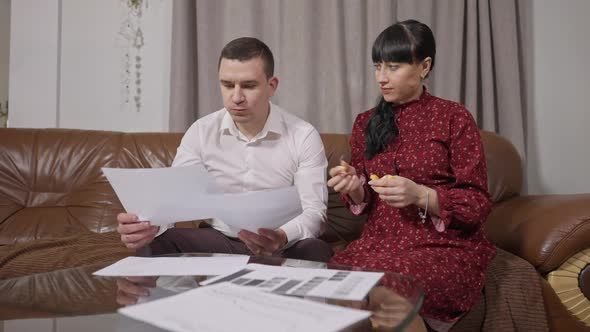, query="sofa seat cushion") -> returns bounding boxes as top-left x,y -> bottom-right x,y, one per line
0,232 -> 133,280
451,249 -> 548,331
